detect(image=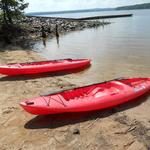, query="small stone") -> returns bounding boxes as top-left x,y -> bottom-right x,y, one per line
72,128 -> 80,135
